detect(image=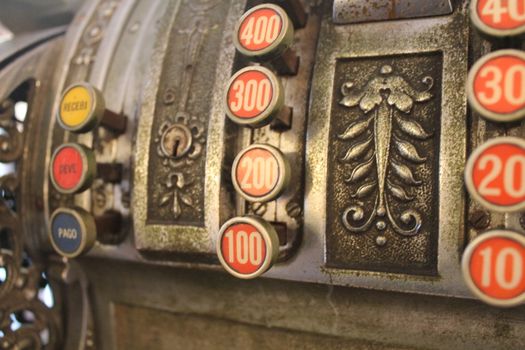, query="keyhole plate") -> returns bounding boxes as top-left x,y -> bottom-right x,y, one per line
160,123 -> 193,159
